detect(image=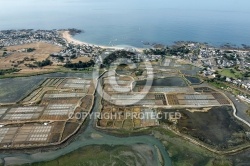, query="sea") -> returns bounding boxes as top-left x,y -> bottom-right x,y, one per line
1,0 -> 250,48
